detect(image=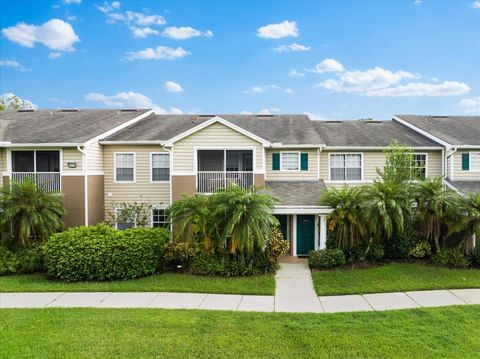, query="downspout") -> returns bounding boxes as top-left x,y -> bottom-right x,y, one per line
160,143 -> 173,241
77,145 -> 89,226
